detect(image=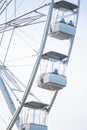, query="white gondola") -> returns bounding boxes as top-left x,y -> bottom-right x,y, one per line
49,21 -> 76,40
0,0 -> 80,129
37,51 -> 67,91
22,101 -> 48,130
37,72 -> 67,91
49,0 -> 78,40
